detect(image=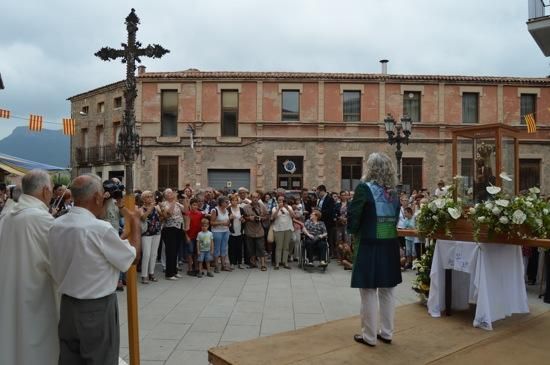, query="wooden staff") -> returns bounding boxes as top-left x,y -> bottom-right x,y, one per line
122,194 -> 142,365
